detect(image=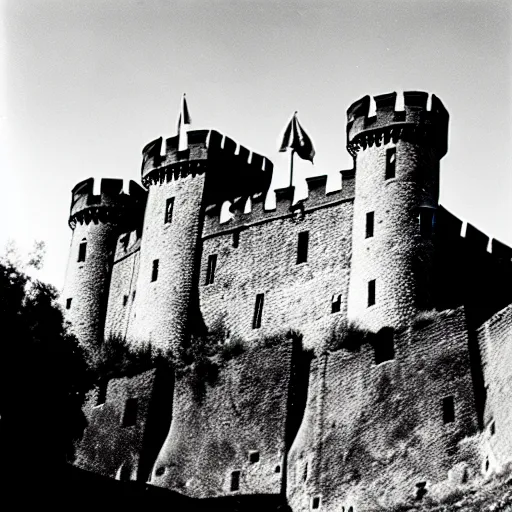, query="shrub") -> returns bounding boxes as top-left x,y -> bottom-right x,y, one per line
411,309 -> 439,330
258,328 -> 303,349
219,337 -> 247,361
326,320 -> 372,352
